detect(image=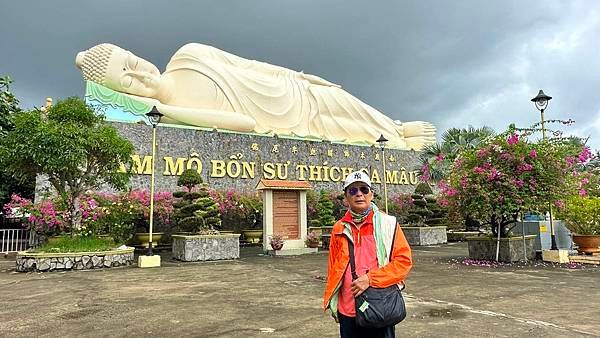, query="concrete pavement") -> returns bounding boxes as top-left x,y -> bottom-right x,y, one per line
0,243 -> 598,337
